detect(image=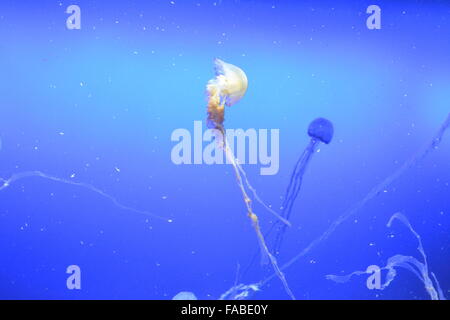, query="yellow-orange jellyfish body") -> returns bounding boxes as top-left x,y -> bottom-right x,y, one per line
206,59 -> 248,131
